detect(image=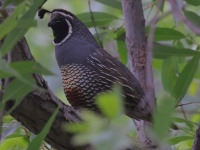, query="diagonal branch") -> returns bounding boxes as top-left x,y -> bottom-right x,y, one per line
169,0 -> 200,35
